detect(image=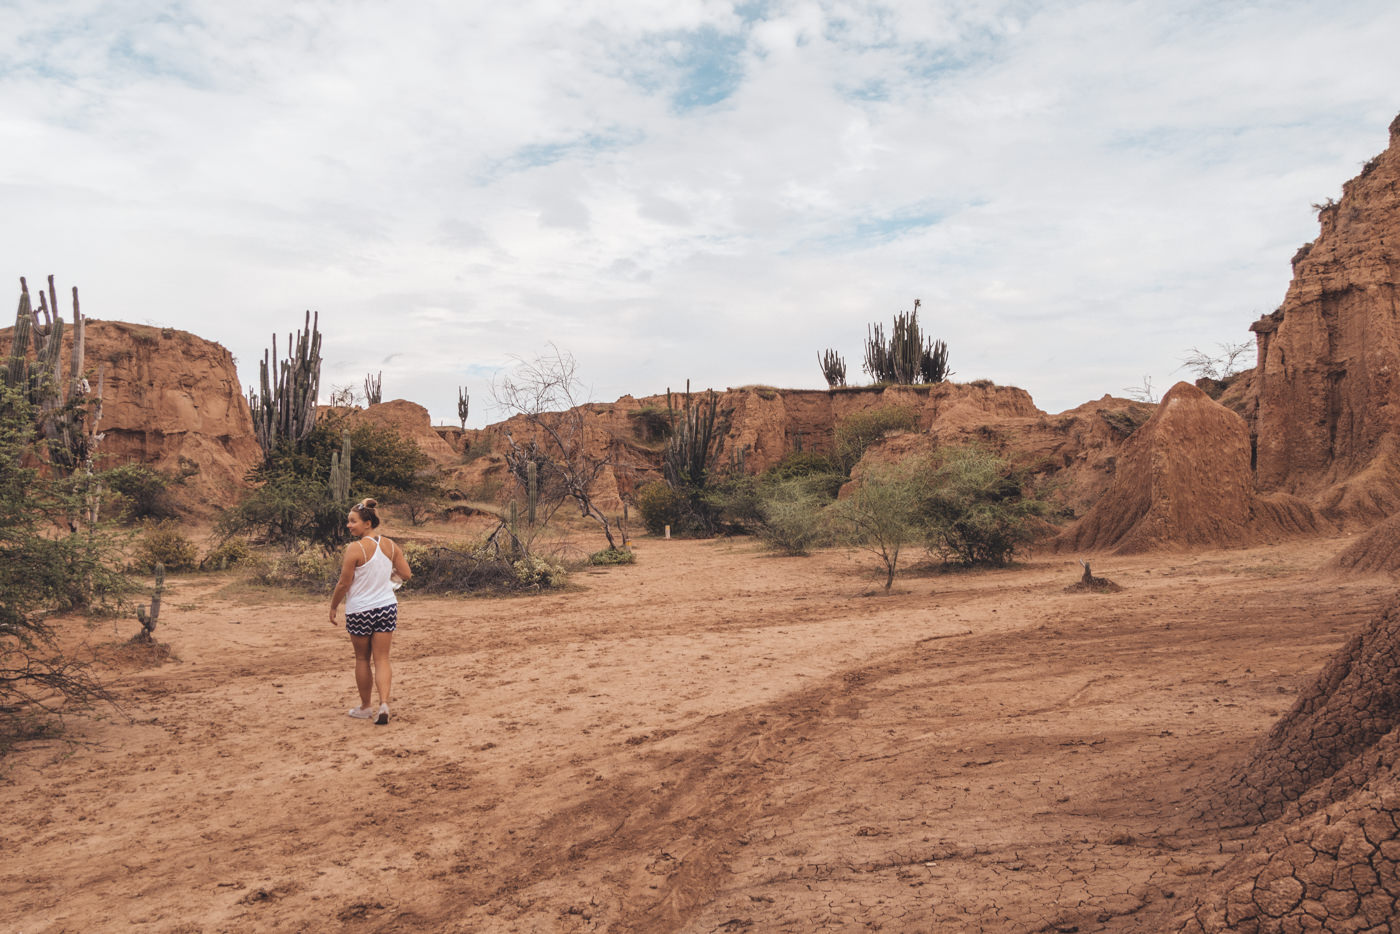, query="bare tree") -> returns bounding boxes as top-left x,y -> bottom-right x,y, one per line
1180,341 -> 1253,382
1123,374 -> 1158,404
492,346 -> 620,550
